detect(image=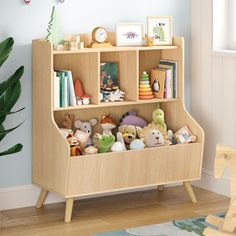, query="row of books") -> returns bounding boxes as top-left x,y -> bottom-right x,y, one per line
151,60 -> 177,99
54,70 -> 76,108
